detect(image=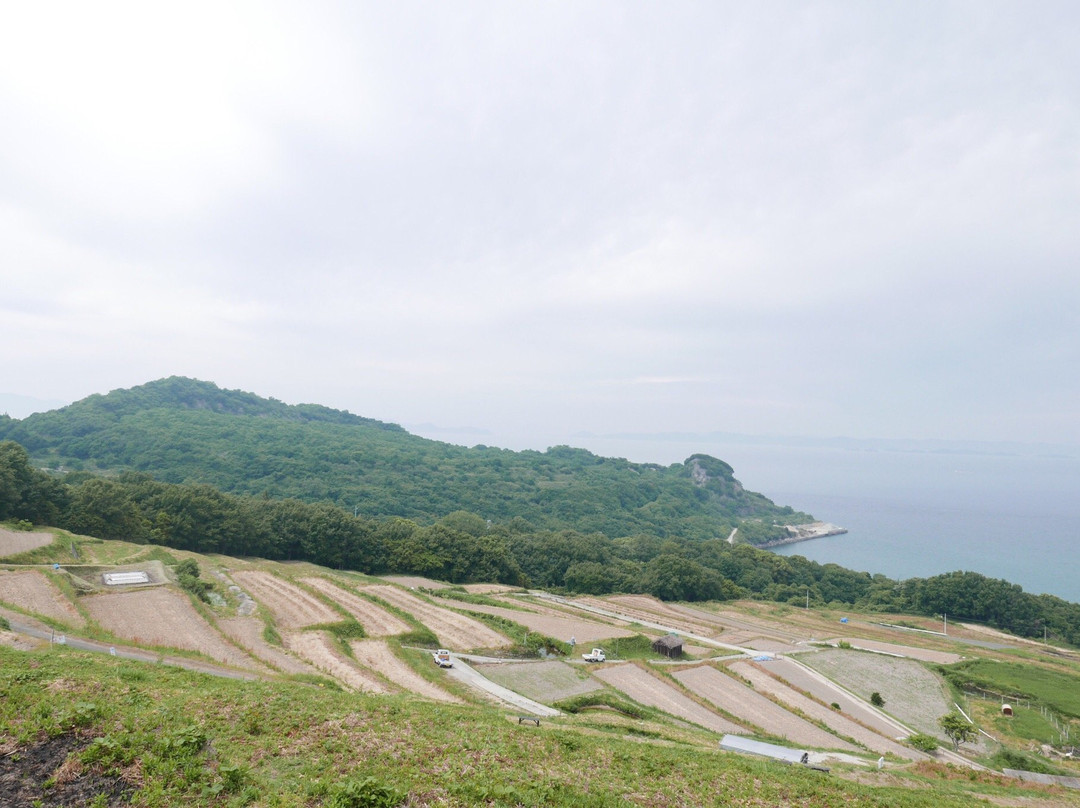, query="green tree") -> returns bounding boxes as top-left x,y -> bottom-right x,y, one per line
940,712 -> 976,751
870,691 -> 885,707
